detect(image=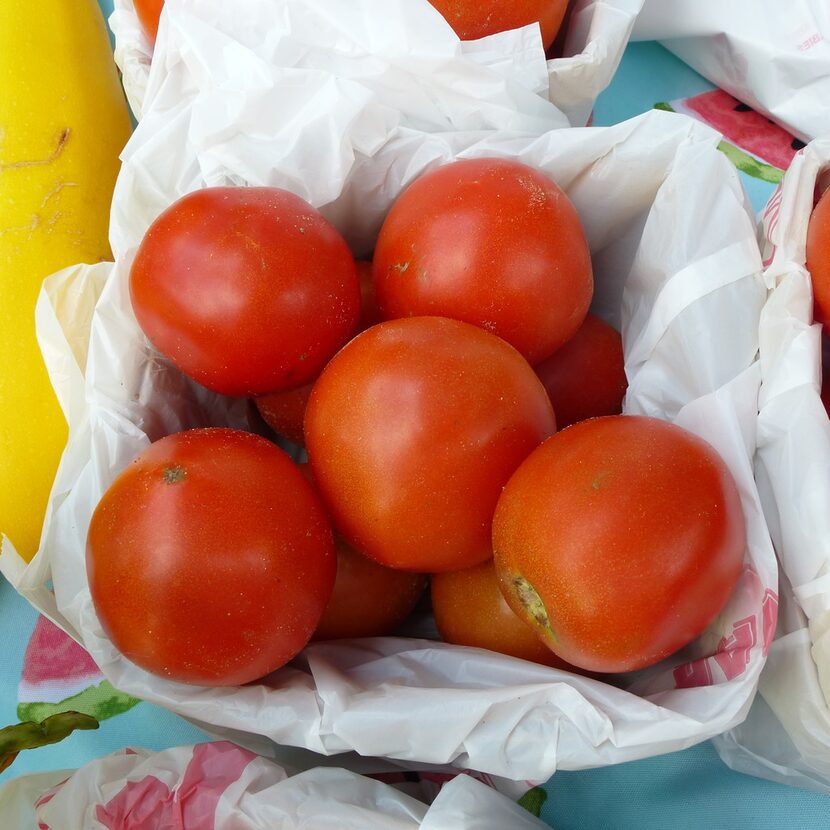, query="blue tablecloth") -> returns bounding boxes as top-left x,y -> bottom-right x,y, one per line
4,4 -> 830,828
